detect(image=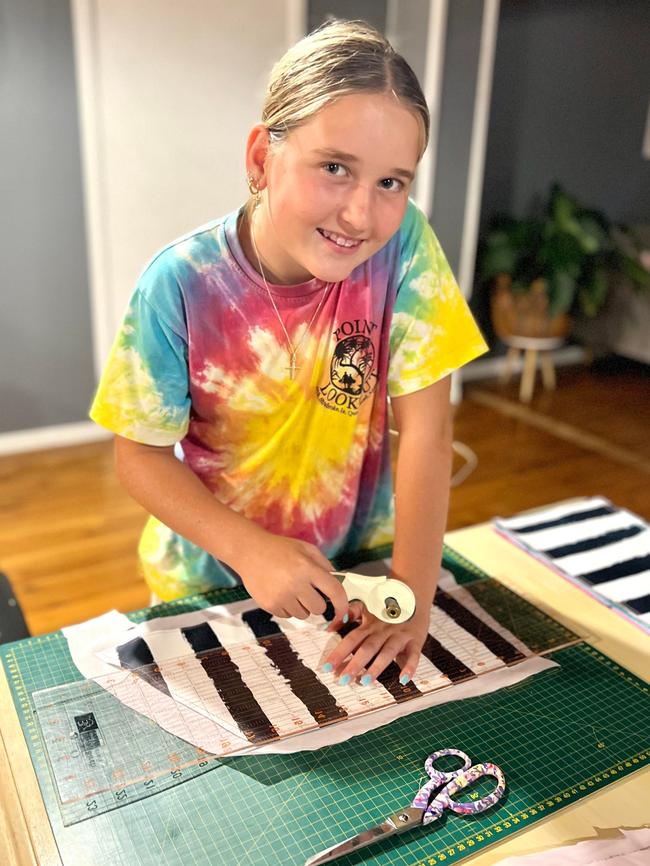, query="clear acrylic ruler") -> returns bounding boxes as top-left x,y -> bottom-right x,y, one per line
32,672 -> 227,826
